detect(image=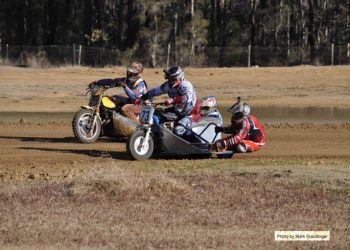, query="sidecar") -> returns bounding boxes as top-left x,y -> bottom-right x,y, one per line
126,102 -> 233,160
157,109 -> 218,151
